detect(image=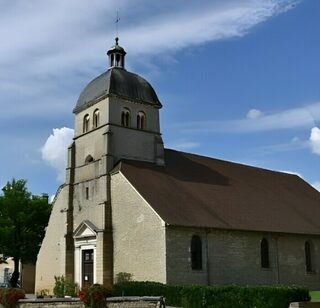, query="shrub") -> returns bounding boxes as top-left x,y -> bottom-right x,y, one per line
79,284 -> 112,308
65,280 -> 78,297
112,281 -> 310,308
53,275 -> 65,297
0,288 -> 25,308
115,272 -> 133,284
53,275 -> 78,298
36,289 -> 49,298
